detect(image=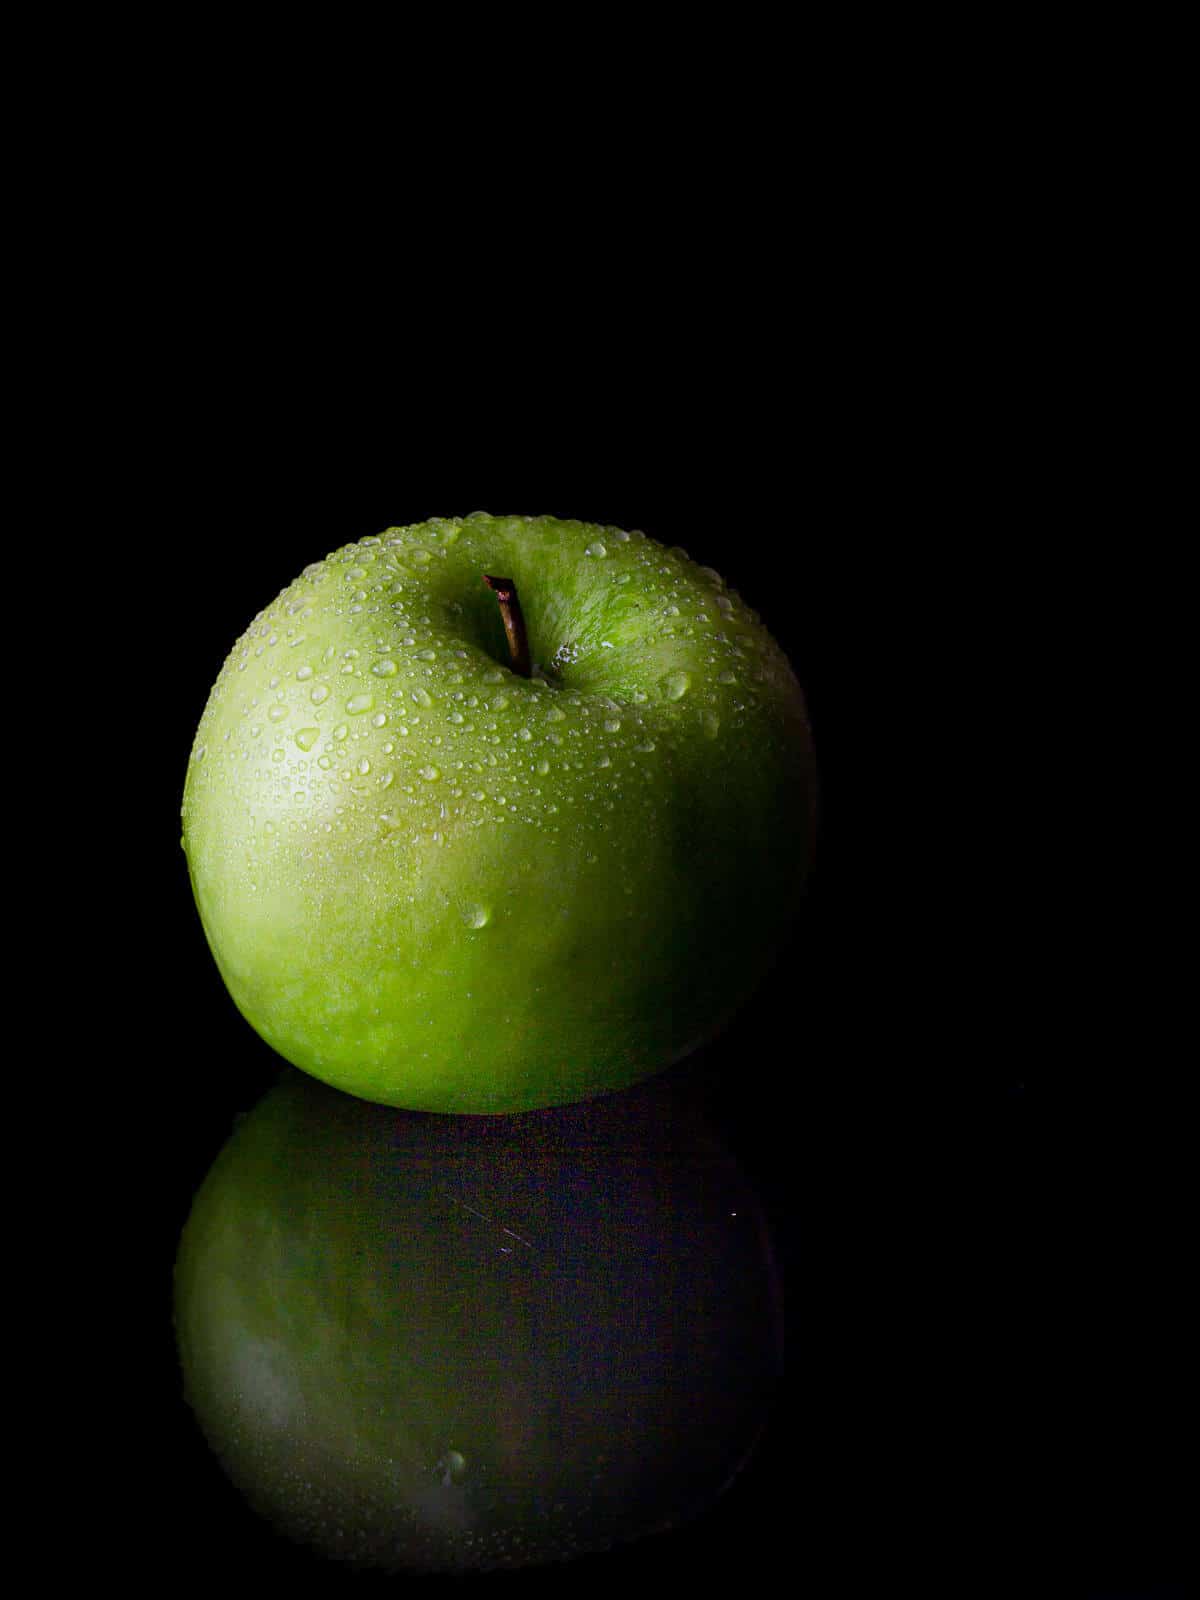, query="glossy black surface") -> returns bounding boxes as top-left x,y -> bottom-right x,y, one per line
175,1063 -> 785,1572
81,374 -> 1183,1595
